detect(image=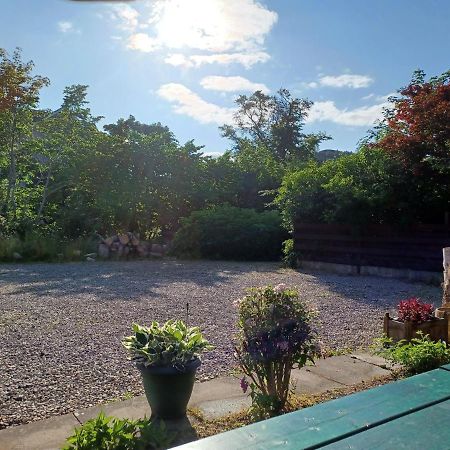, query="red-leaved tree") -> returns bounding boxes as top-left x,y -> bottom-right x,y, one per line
376,70 -> 450,173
